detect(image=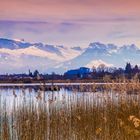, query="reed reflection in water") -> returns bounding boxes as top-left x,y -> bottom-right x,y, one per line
0,85 -> 140,140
